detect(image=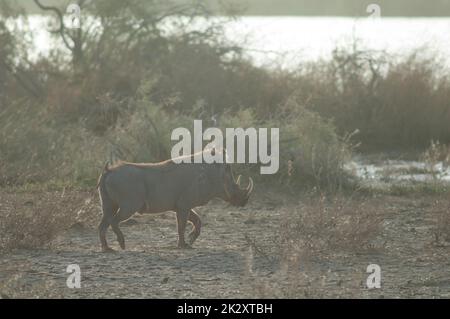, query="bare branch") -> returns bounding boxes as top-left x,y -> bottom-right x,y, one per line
33,0 -> 74,51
